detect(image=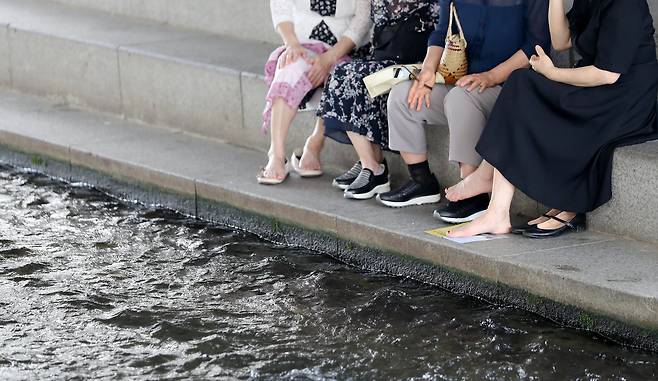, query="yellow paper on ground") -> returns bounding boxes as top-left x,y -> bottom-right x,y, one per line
425,224 -> 468,238
425,224 -> 507,244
